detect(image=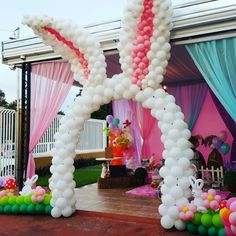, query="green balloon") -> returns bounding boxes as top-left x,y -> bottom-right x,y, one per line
0,196 -> 9,206
3,205 -> 12,214
193,212 -> 202,225
218,228 -> 227,236
11,204 -> 20,214
208,226 -> 218,236
44,205 -> 52,215
35,203 -> 45,214
27,204 -> 35,214
16,196 -> 24,205
212,214 -> 224,229
113,118 -> 120,127
198,225 -> 208,235
20,204 -> 27,214
221,143 -> 230,155
0,205 -> 3,213
24,195 -> 32,205
187,223 -> 198,234
43,194 -> 51,205
8,196 -> 17,205
201,213 -> 212,228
